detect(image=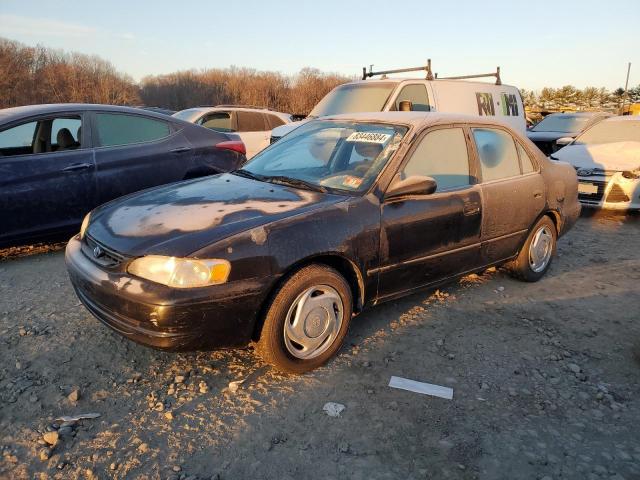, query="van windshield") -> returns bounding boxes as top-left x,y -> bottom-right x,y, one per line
309,83 -> 395,118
